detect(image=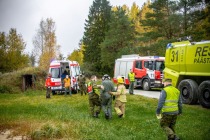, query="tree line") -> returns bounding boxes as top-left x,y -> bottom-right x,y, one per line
77,0 -> 210,76
0,0 -> 209,76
